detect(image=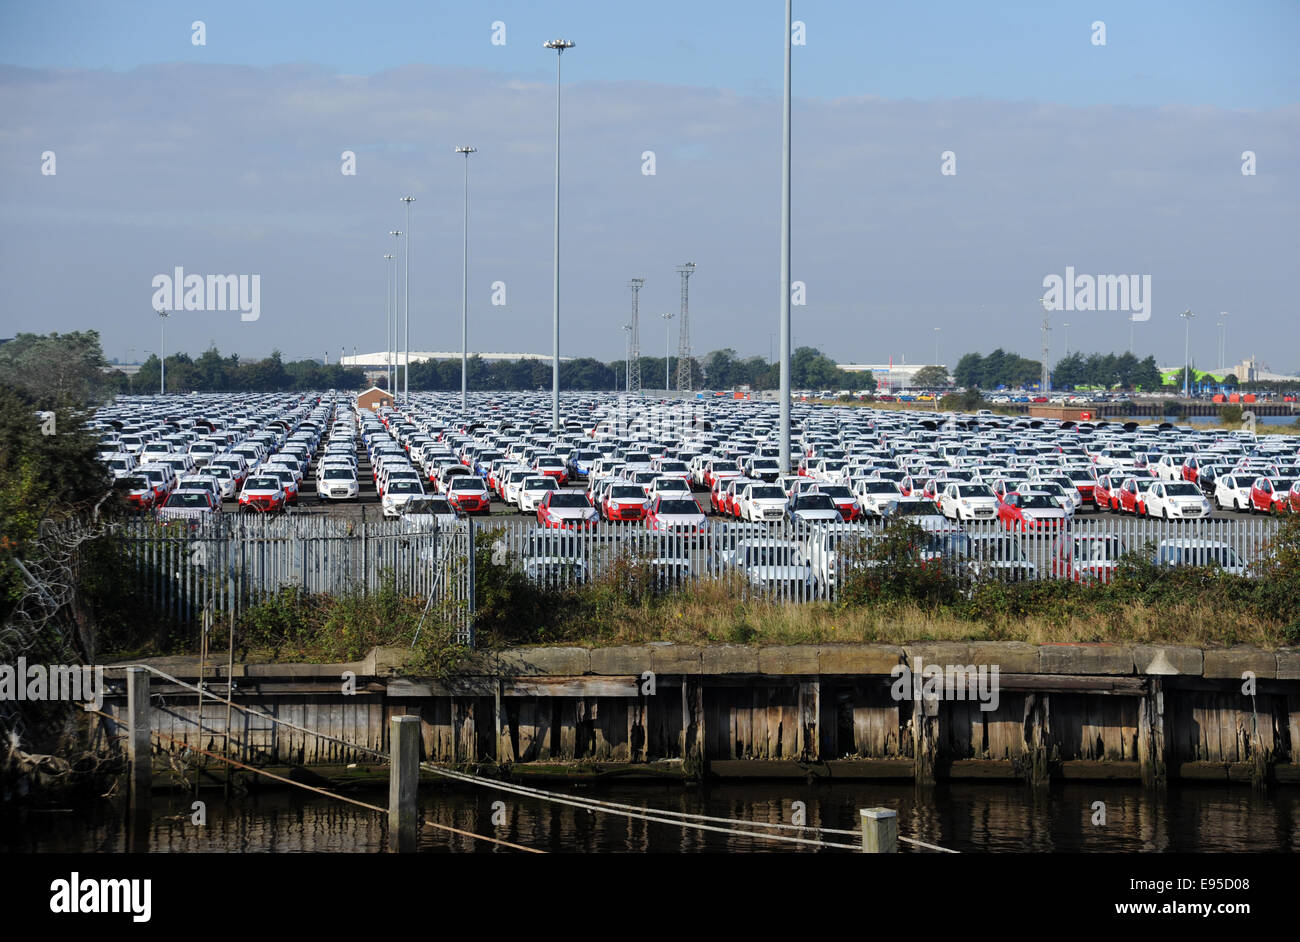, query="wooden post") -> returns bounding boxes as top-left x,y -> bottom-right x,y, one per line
913,691 -> 939,785
388,715 -> 420,852
1023,692 -> 1054,786
860,808 -> 897,853
1138,676 -> 1167,788
126,667 -> 151,815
